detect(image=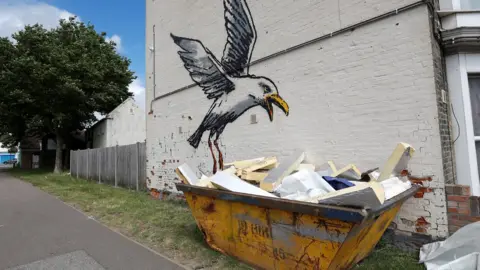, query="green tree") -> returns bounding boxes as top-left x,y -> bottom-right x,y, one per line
0,18 -> 135,172
7,145 -> 18,154
0,37 -> 31,151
